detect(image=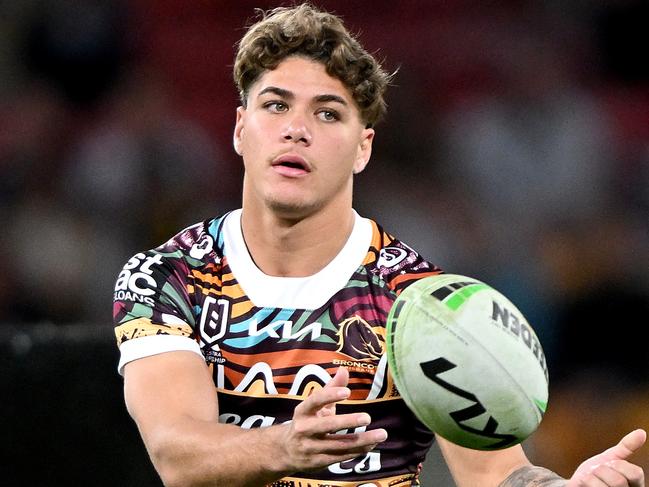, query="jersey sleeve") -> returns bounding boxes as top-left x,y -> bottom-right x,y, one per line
366,221 -> 444,294
112,231 -> 204,374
